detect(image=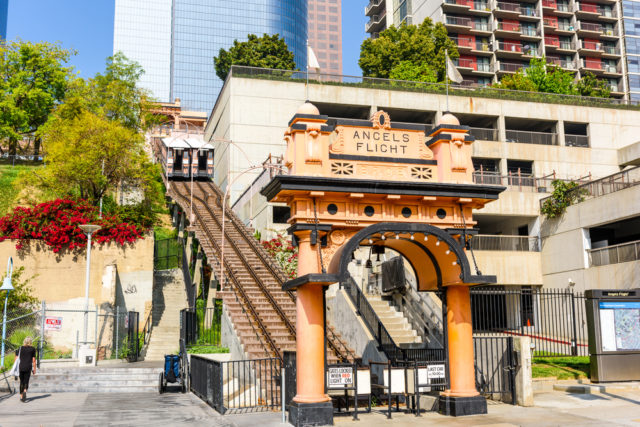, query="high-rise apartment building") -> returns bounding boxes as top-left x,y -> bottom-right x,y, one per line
0,0 -> 8,40
114,0 -> 308,113
365,0 -> 629,100
308,0 -> 343,75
